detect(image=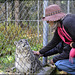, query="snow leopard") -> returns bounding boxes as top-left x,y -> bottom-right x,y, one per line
14,39 -> 43,74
